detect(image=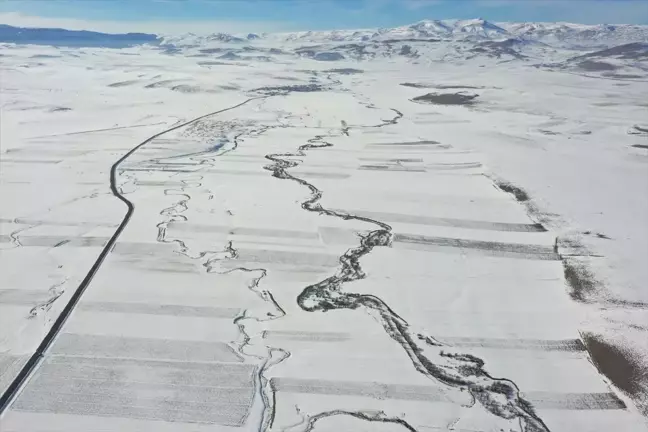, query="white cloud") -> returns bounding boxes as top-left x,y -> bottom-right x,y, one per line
0,12 -> 294,35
